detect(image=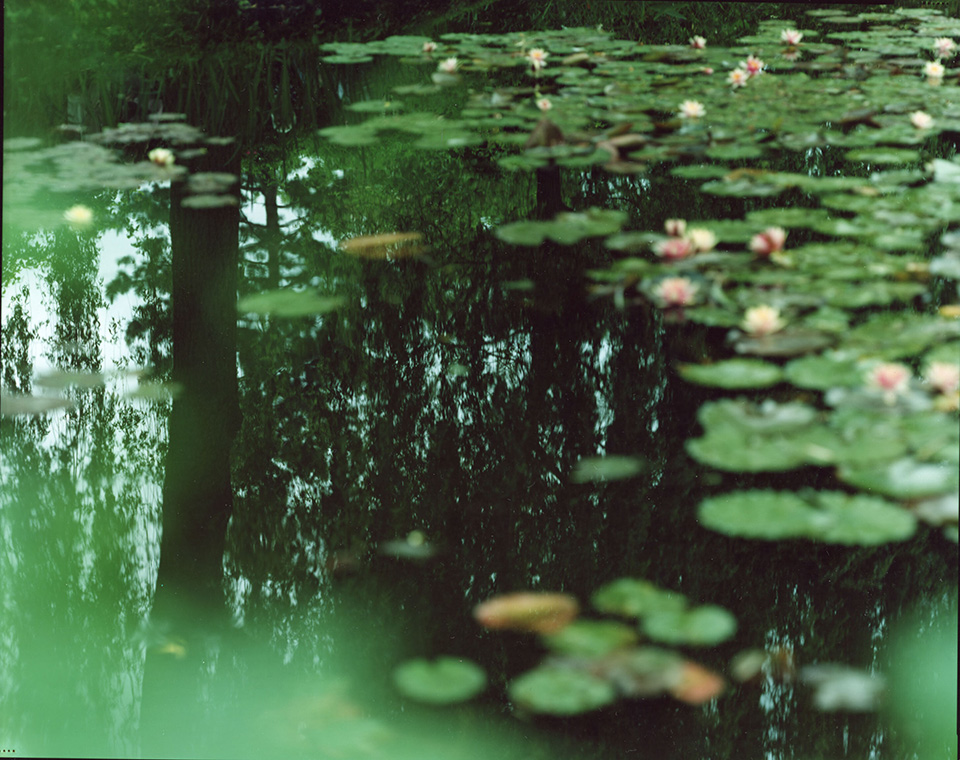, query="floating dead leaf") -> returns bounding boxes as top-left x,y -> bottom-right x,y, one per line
340,232 -> 424,260
667,661 -> 726,705
474,592 -> 579,634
